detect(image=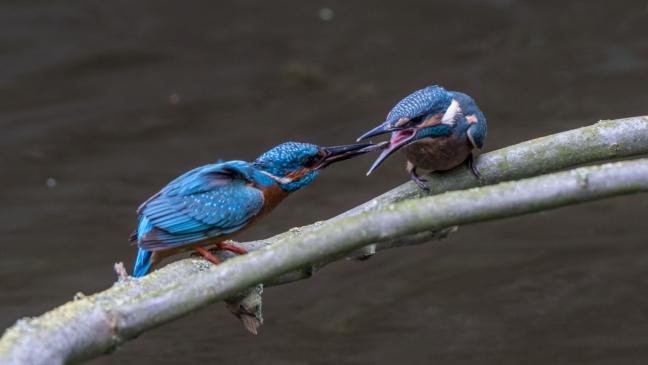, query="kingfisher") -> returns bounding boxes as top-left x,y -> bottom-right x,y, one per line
131,141 -> 380,277
357,85 -> 487,190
